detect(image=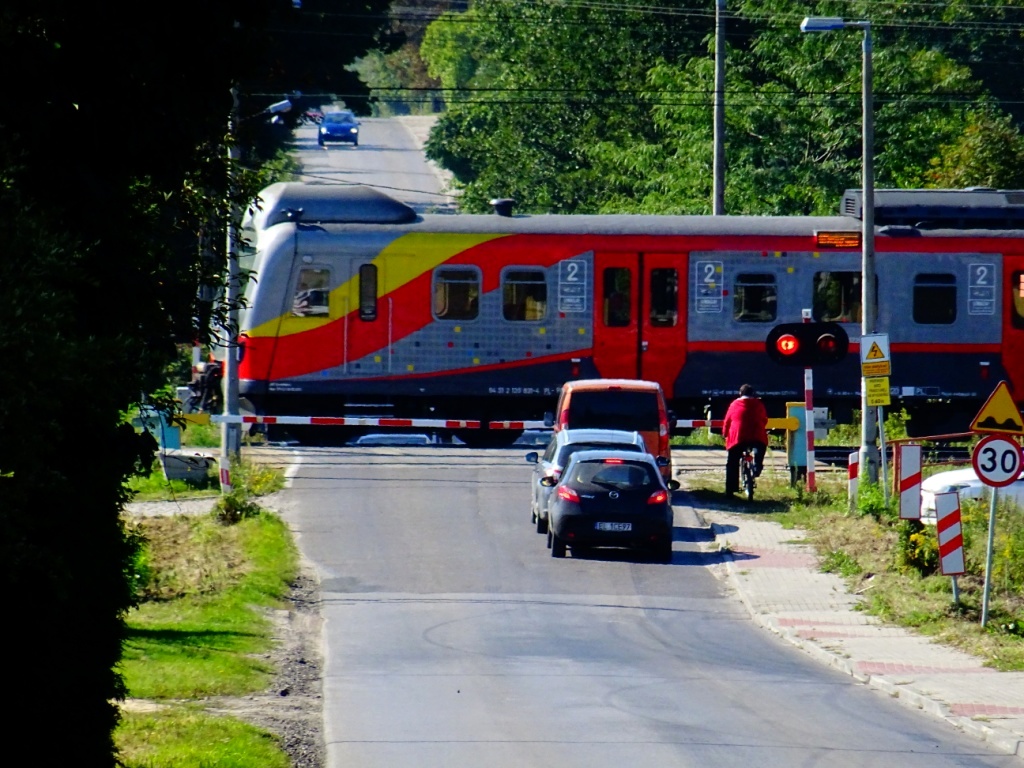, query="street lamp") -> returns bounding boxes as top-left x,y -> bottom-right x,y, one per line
221,90 -> 293,490
800,16 -> 879,484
